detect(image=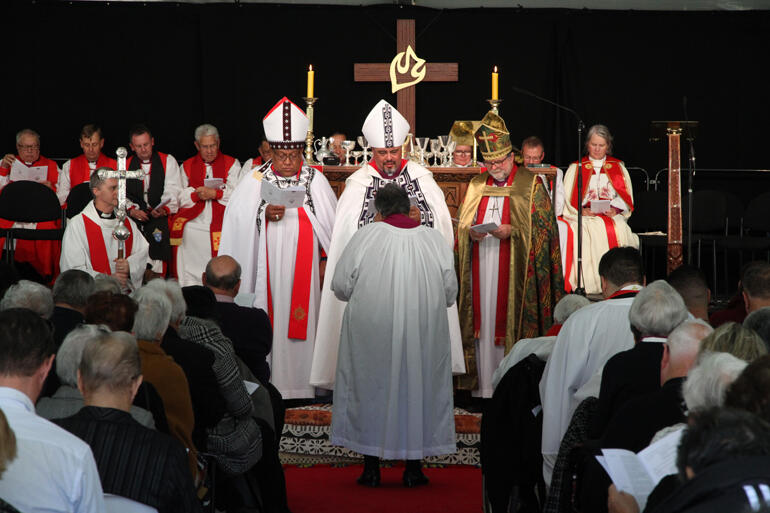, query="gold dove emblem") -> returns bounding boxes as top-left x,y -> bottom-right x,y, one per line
389,45 -> 426,93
